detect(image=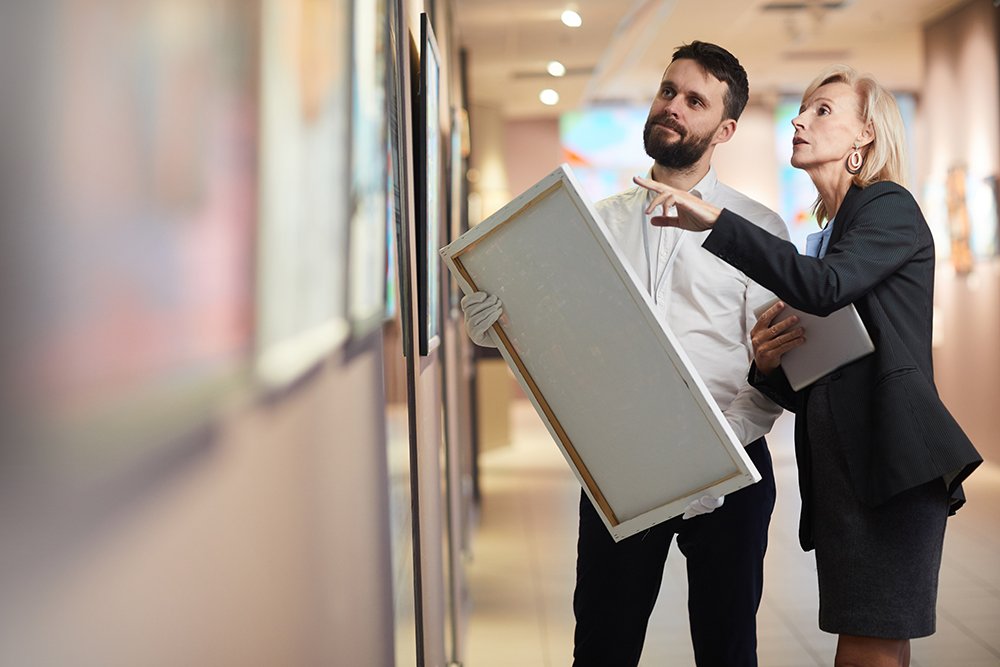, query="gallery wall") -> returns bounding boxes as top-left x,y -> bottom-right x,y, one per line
0,0 -> 473,665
